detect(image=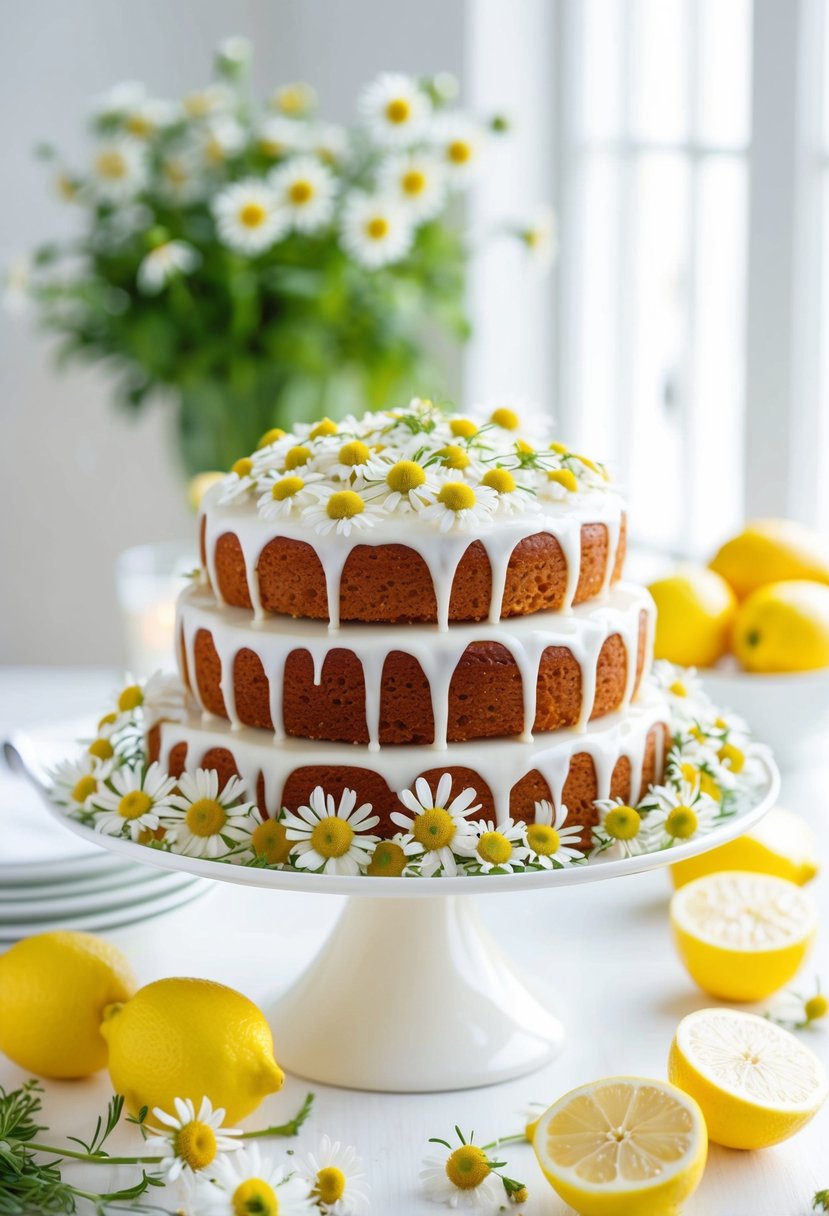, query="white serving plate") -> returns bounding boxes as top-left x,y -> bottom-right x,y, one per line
0,869 -> 200,921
